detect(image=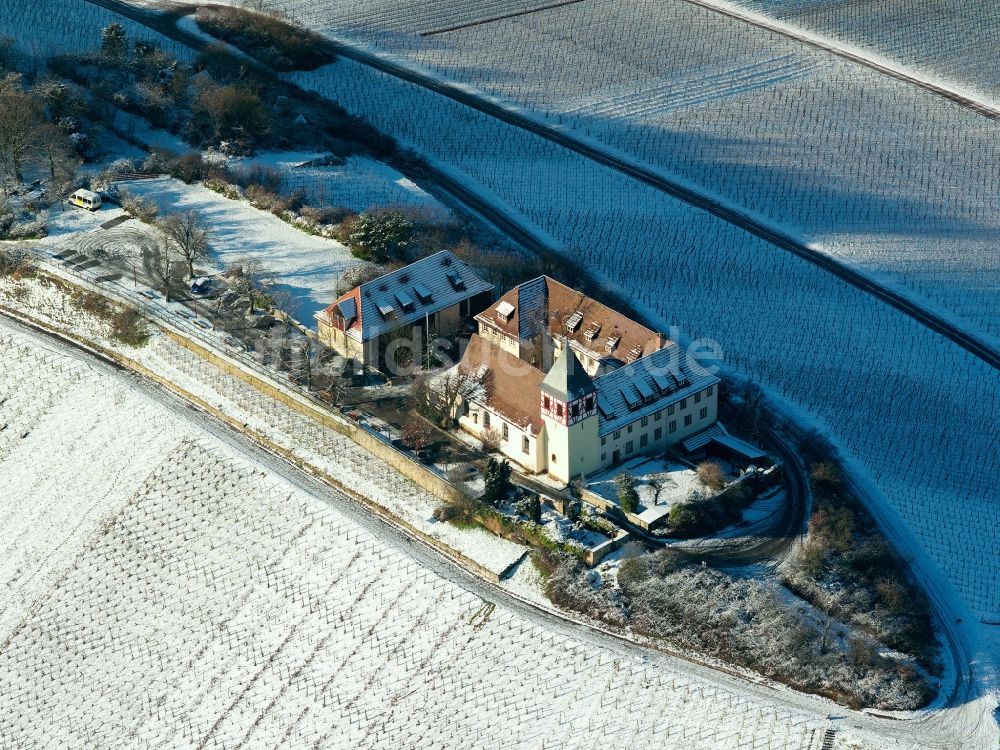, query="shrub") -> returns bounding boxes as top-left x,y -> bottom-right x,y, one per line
194,7 -> 337,71
480,427 -> 502,453
697,461 -> 726,491
614,472 -> 639,513
345,211 -> 412,263
109,306 -> 149,347
433,493 -> 480,525
118,190 -> 159,223
401,417 -> 435,451
481,457 -> 512,506
0,245 -> 32,277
